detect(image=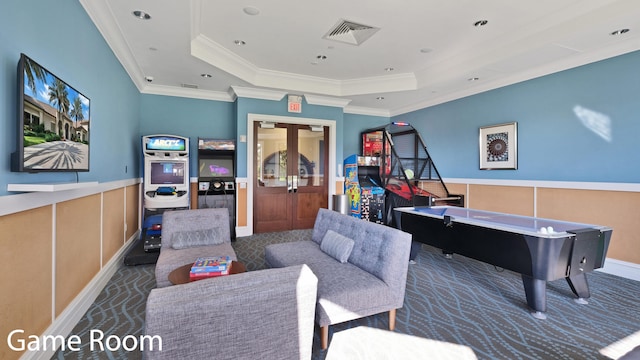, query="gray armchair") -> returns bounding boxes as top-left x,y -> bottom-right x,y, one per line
144,264 -> 318,360
155,208 -> 237,288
